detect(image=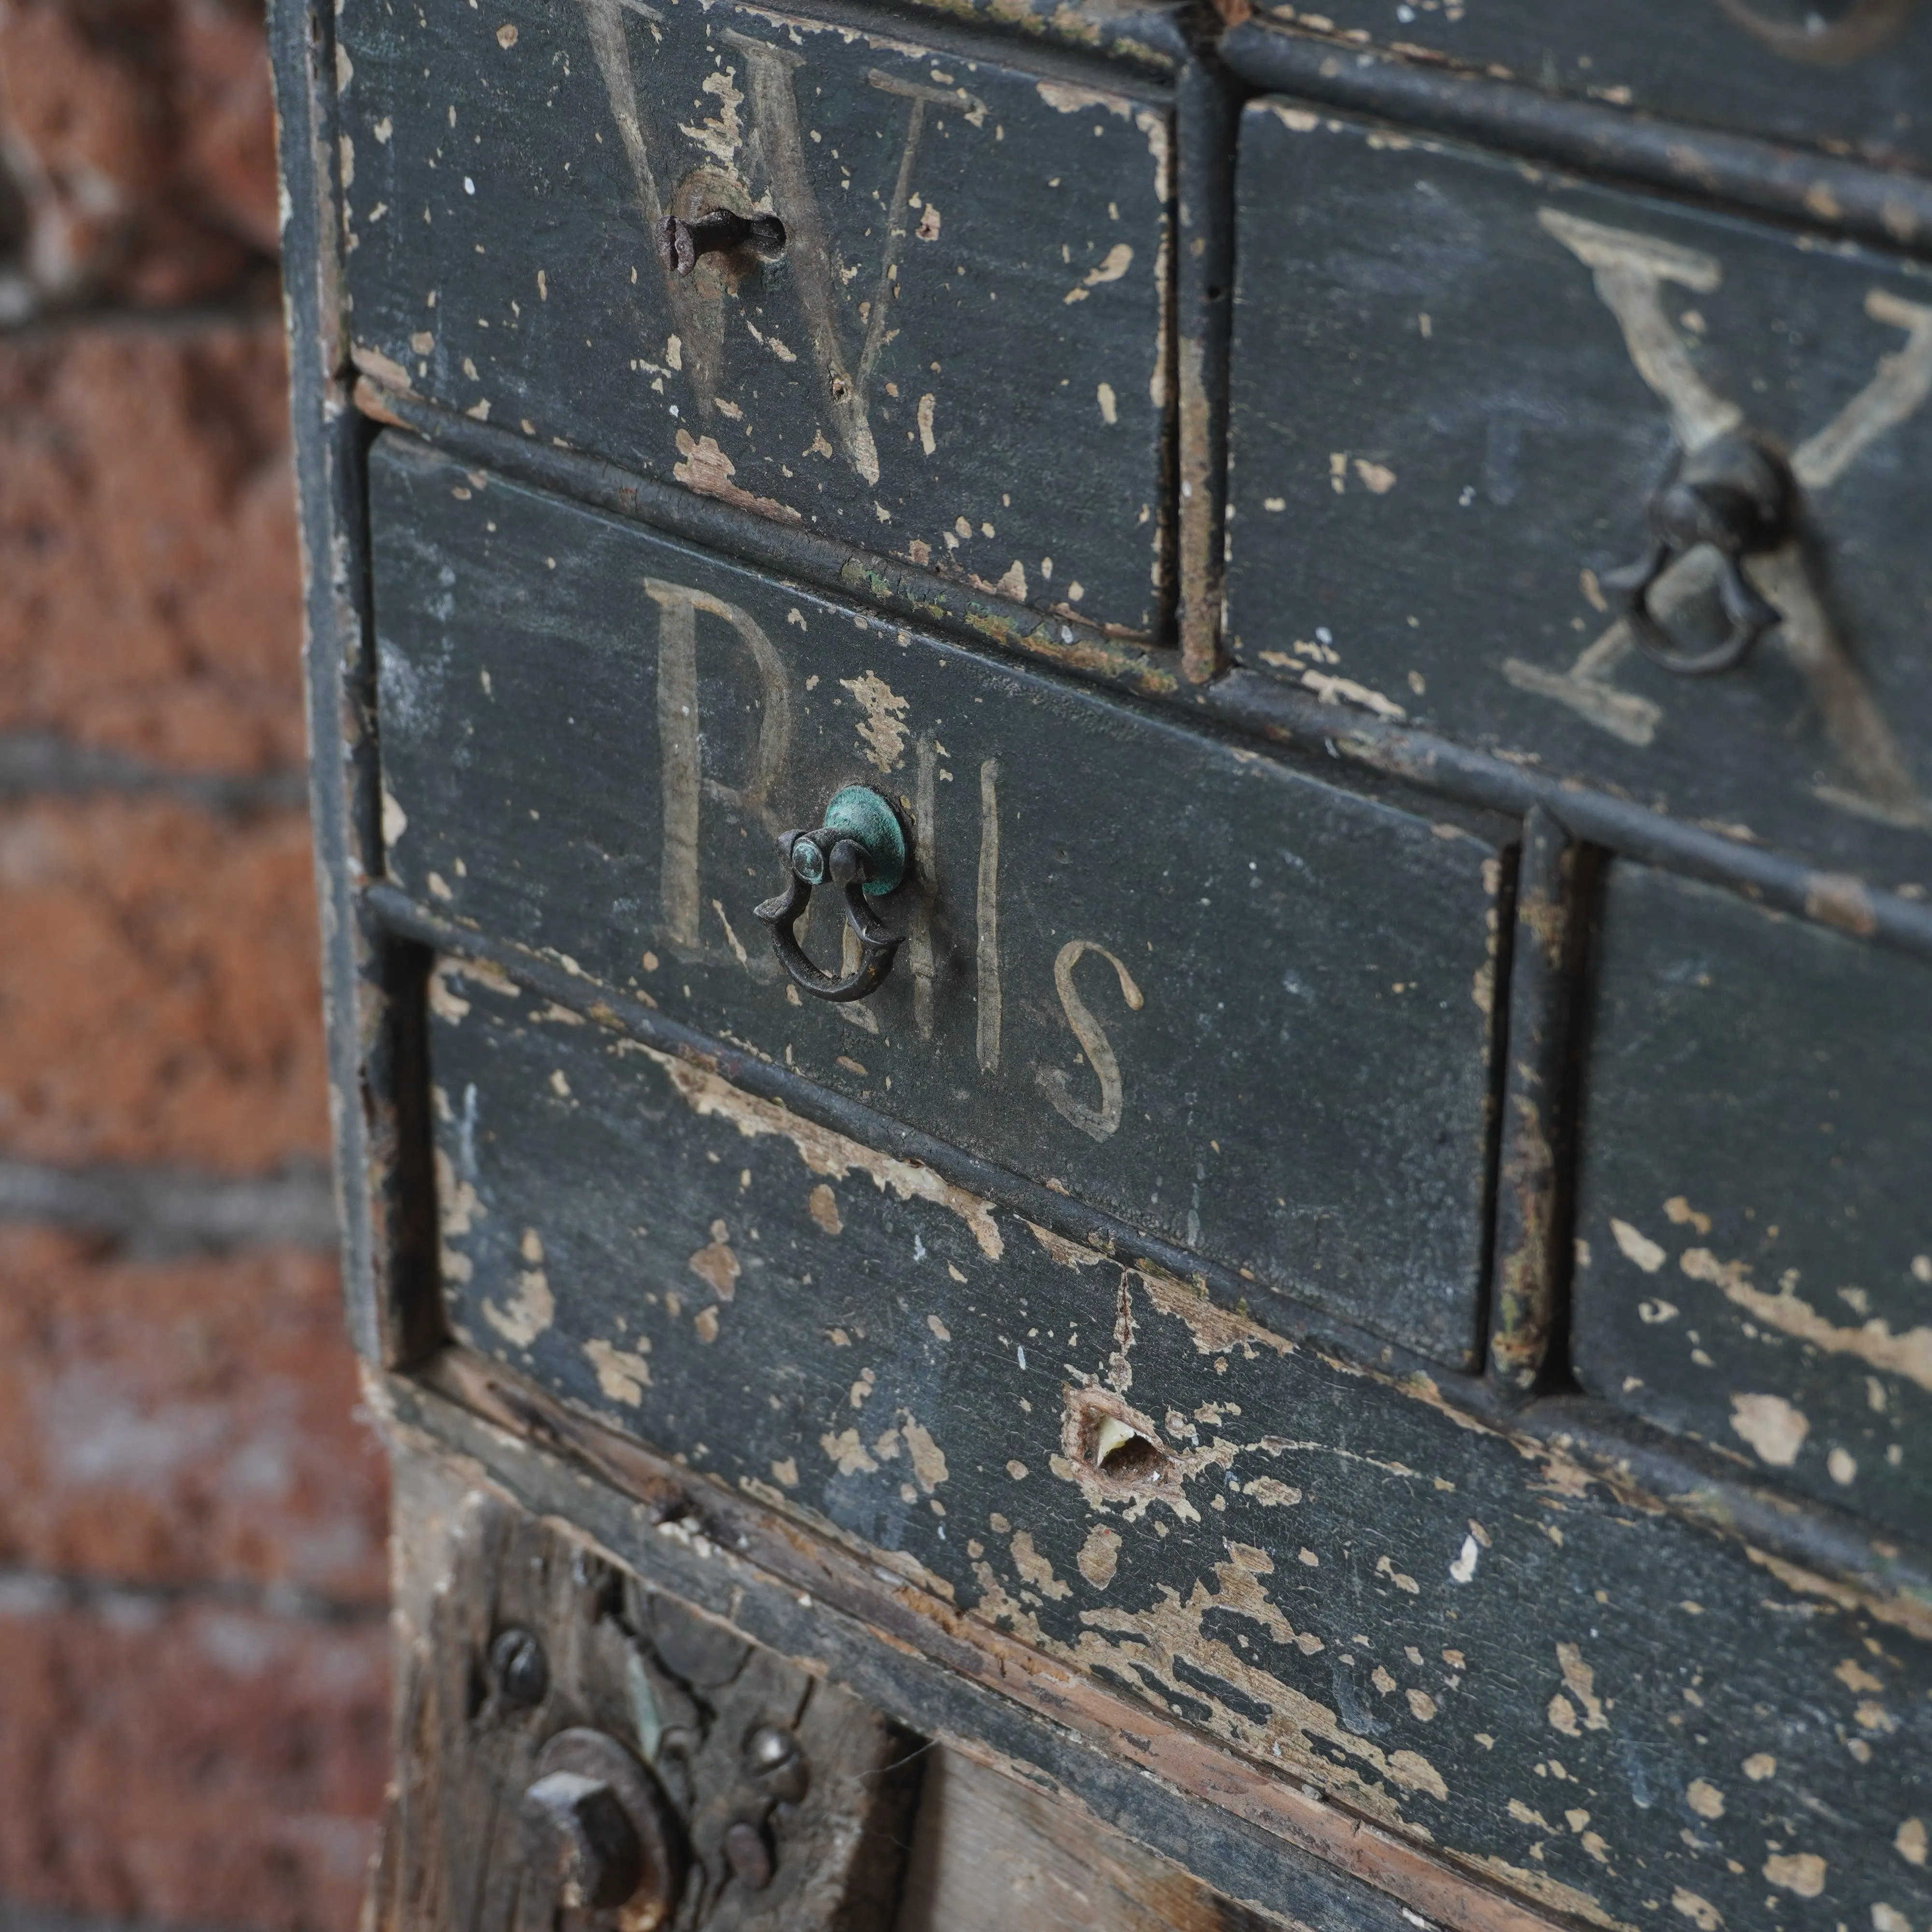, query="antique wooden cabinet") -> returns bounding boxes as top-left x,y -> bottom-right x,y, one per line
273,0 -> 1932,1924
